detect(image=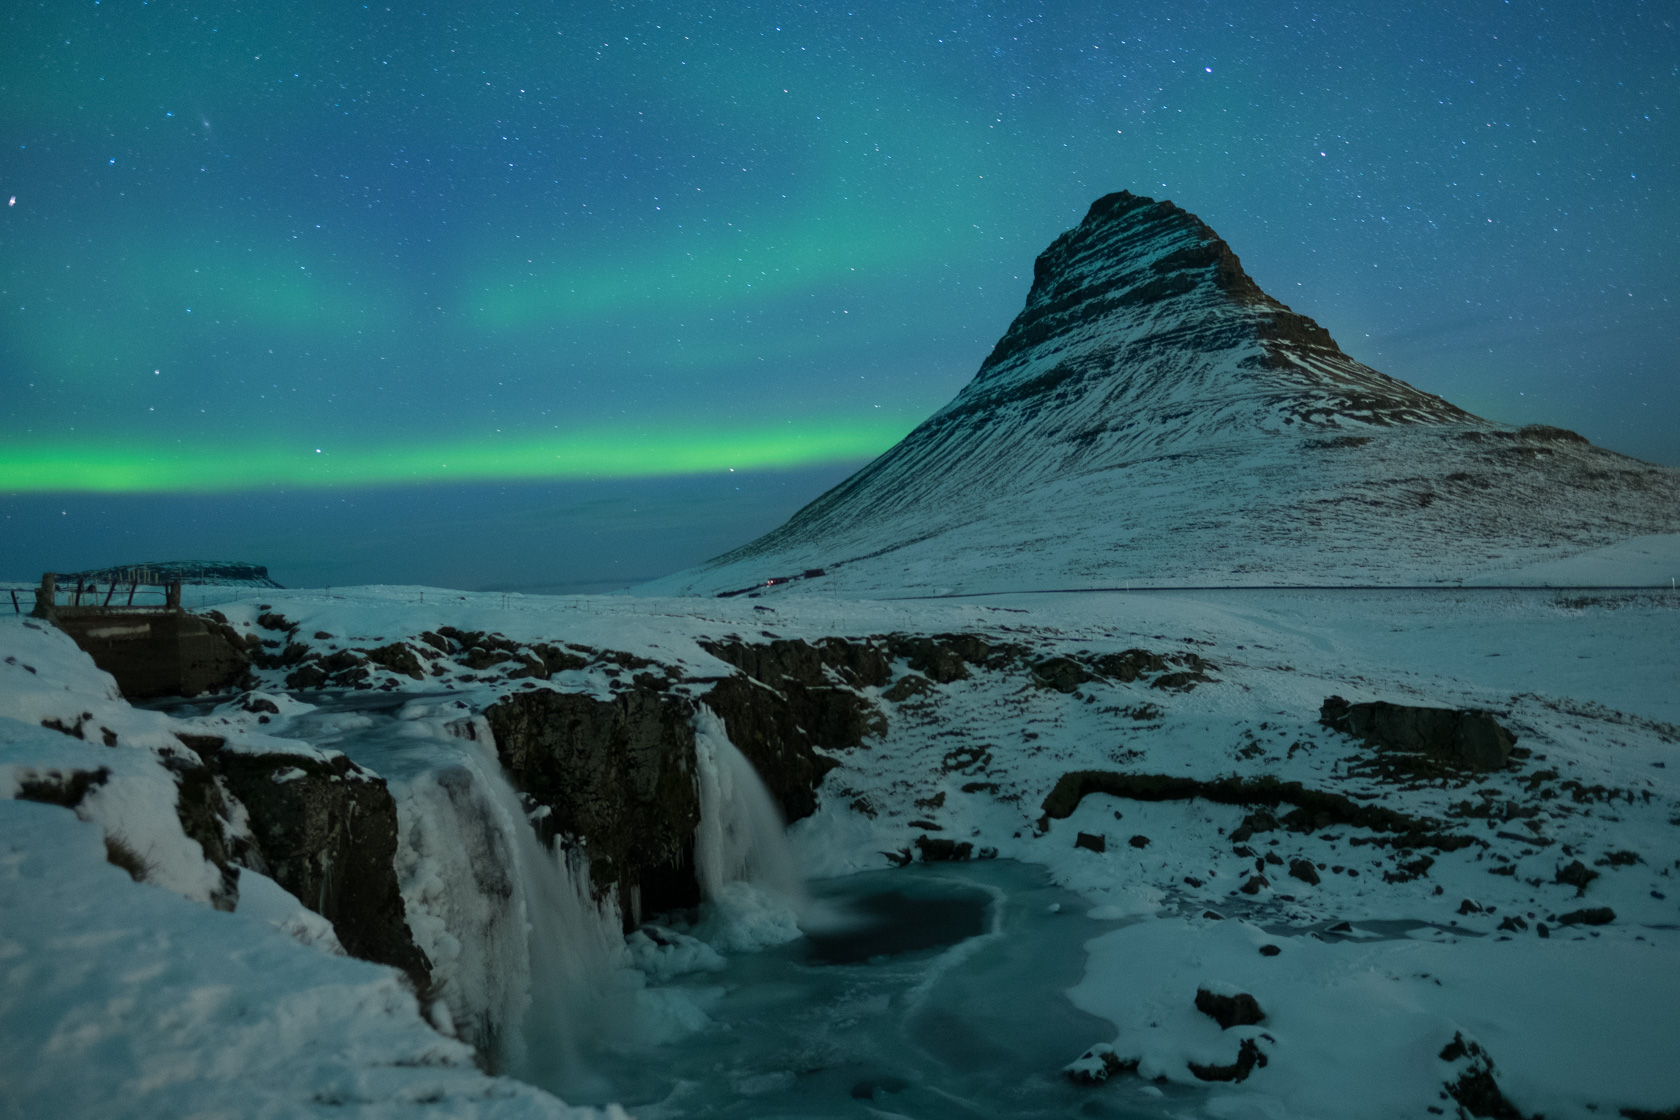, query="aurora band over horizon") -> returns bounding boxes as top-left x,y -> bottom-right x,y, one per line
0,416 -> 917,494
3,1 -> 1675,516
